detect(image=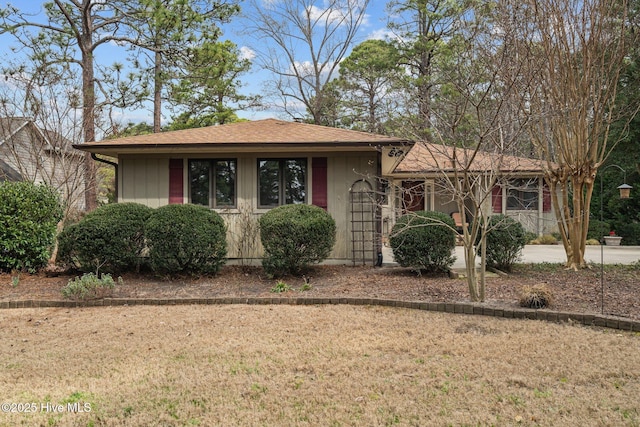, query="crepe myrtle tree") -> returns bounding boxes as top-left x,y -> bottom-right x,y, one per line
387,0 -> 537,302
521,0 -> 637,269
